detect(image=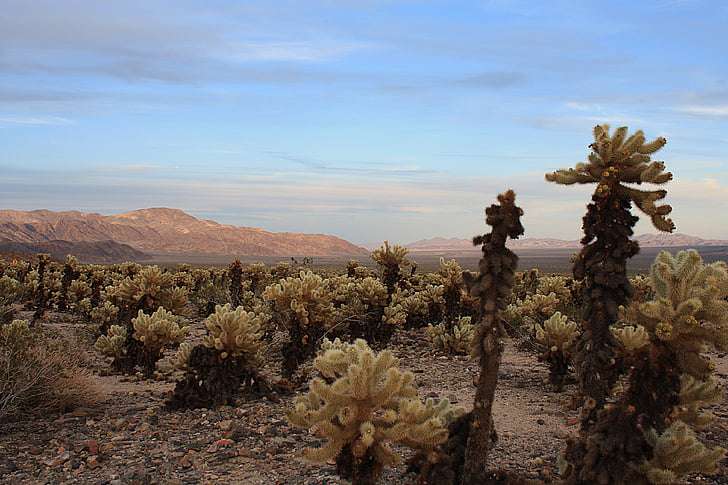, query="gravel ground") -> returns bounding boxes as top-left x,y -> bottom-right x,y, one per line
1,315 -> 726,485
